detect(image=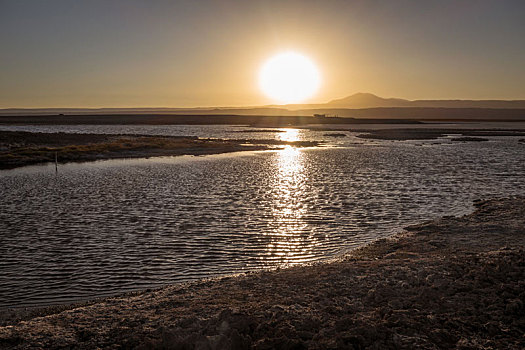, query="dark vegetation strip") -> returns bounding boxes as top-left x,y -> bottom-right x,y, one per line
0,131 -> 319,169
